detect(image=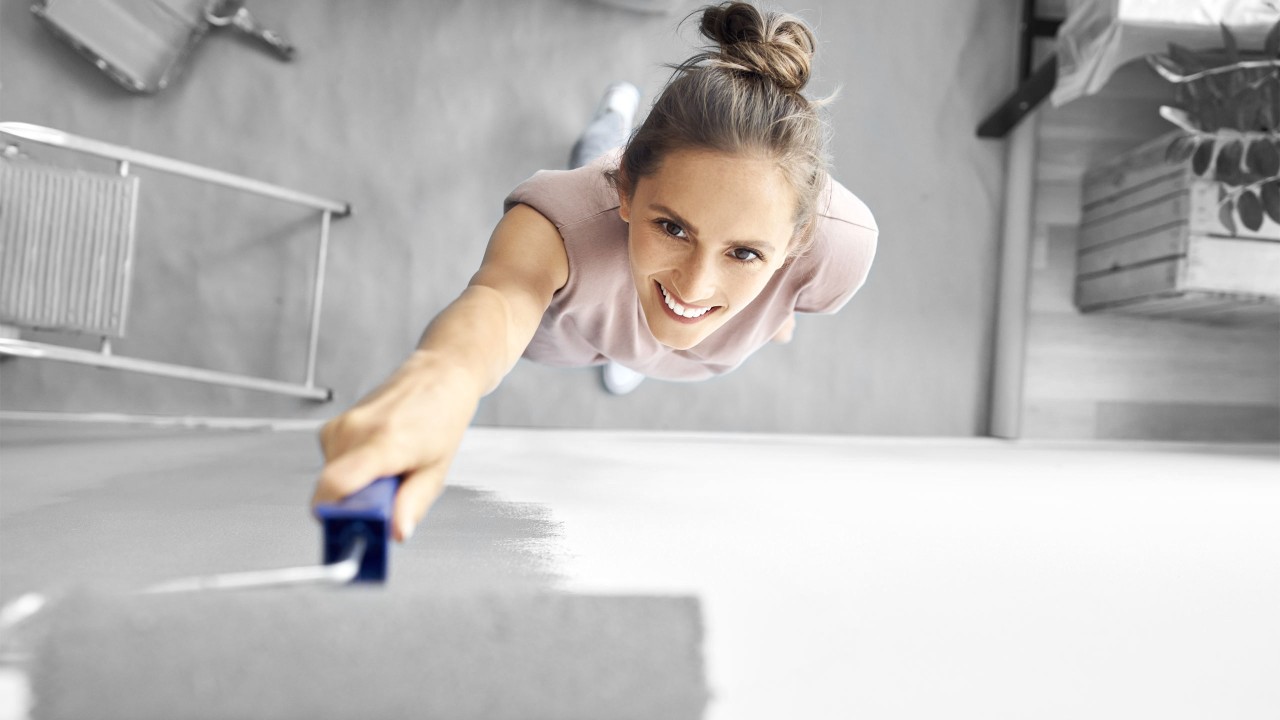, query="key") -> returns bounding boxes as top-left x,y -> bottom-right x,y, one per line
205,0 -> 296,62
